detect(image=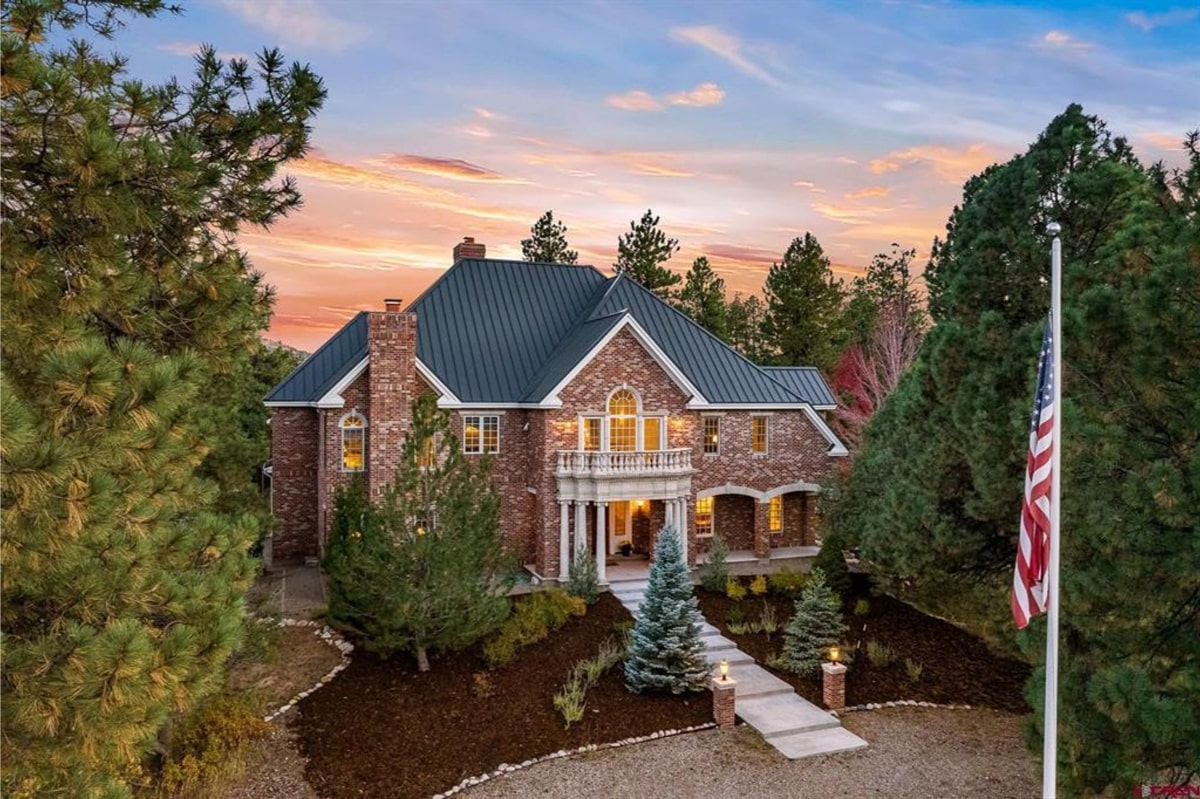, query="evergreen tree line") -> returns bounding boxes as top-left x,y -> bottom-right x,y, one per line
1,1 -> 320,794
